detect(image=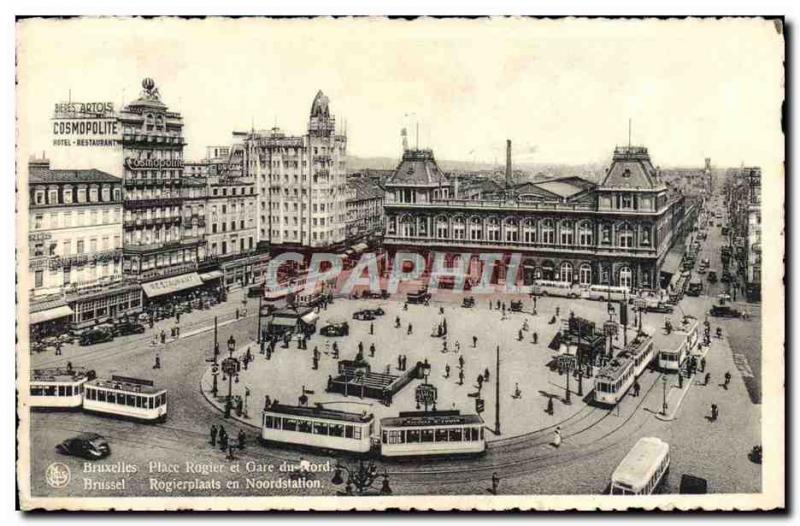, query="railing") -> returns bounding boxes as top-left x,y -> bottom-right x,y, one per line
387,199 -> 596,212
123,197 -> 184,209
123,240 -> 185,254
